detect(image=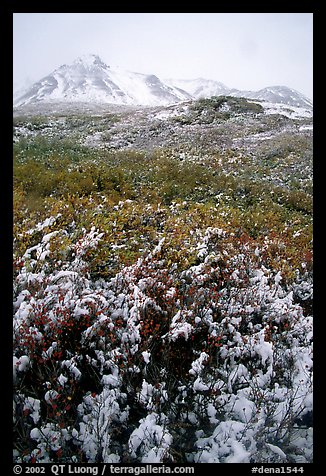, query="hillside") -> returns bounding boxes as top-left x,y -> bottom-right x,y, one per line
13,54 -> 192,107
14,54 -> 313,110
13,95 -> 313,464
